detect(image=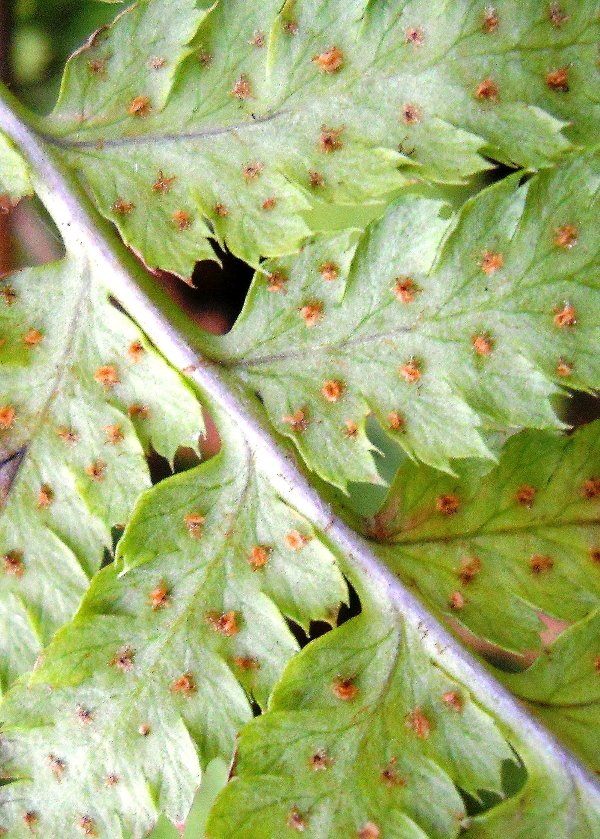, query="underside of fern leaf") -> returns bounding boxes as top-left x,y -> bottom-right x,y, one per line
1,1 -> 600,837
36,0 -> 598,277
